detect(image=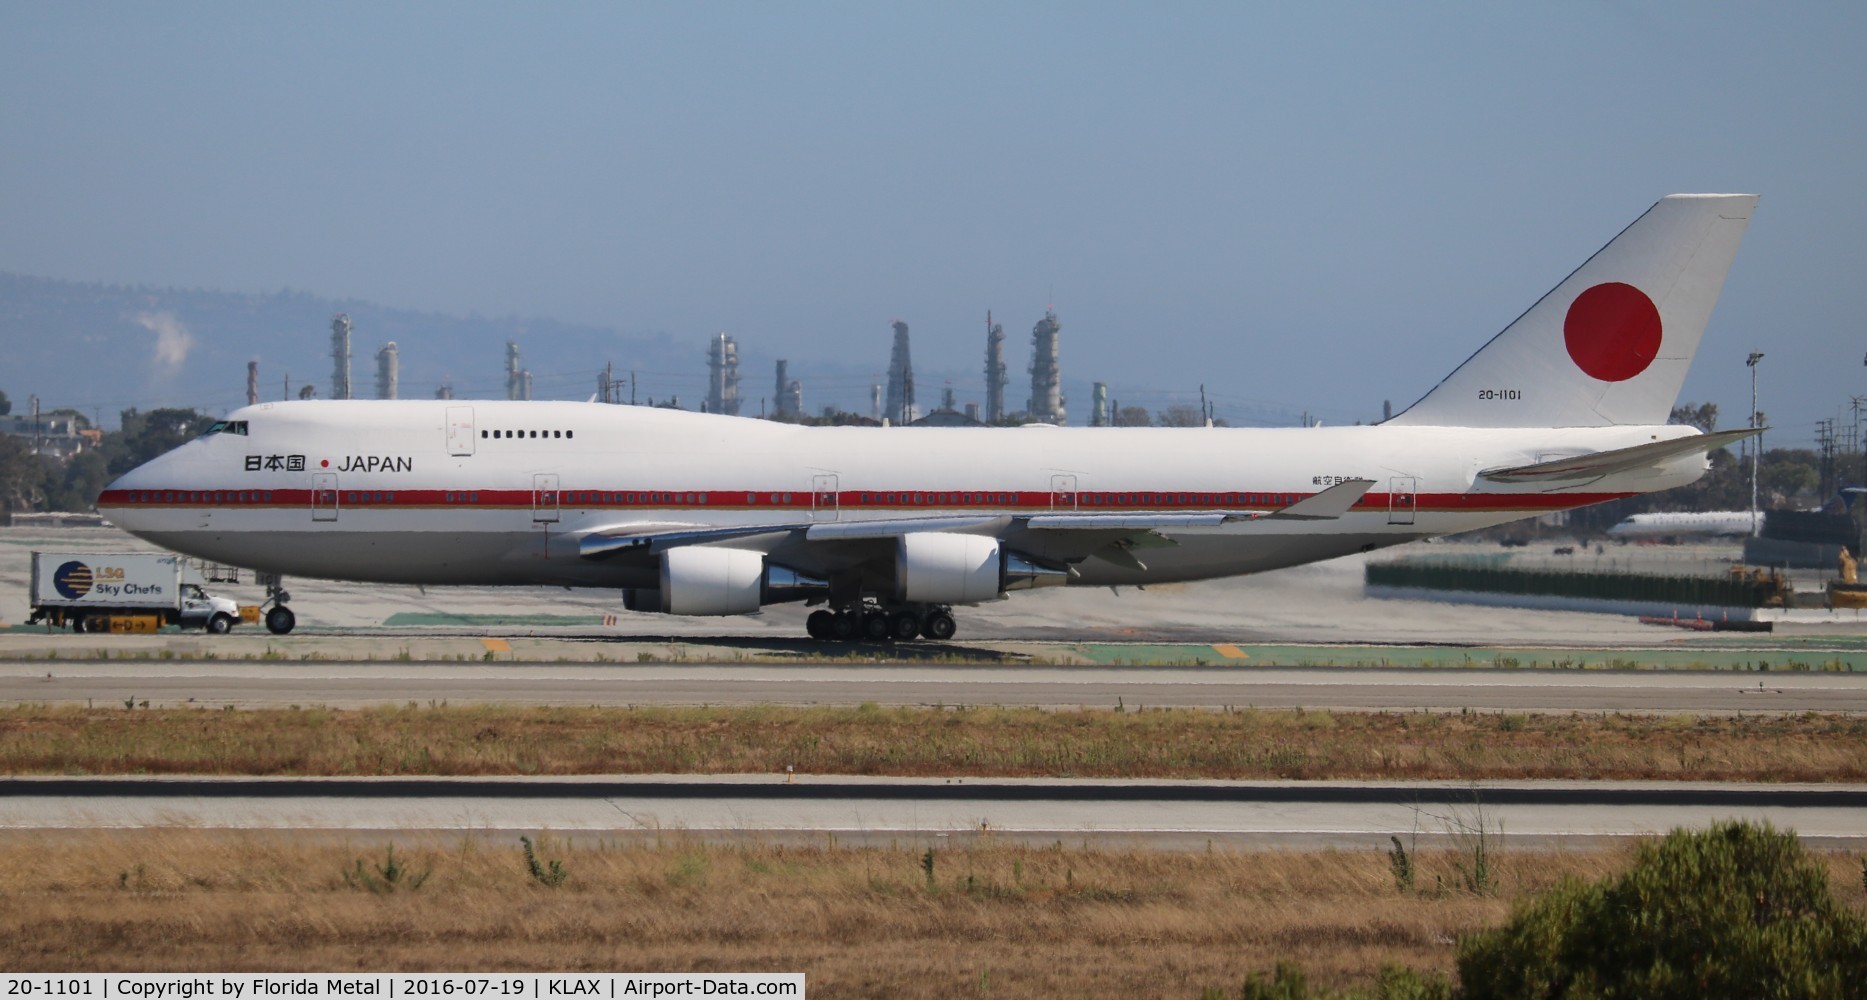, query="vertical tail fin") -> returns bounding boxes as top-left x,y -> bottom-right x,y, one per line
1387,194 -> 1758,428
